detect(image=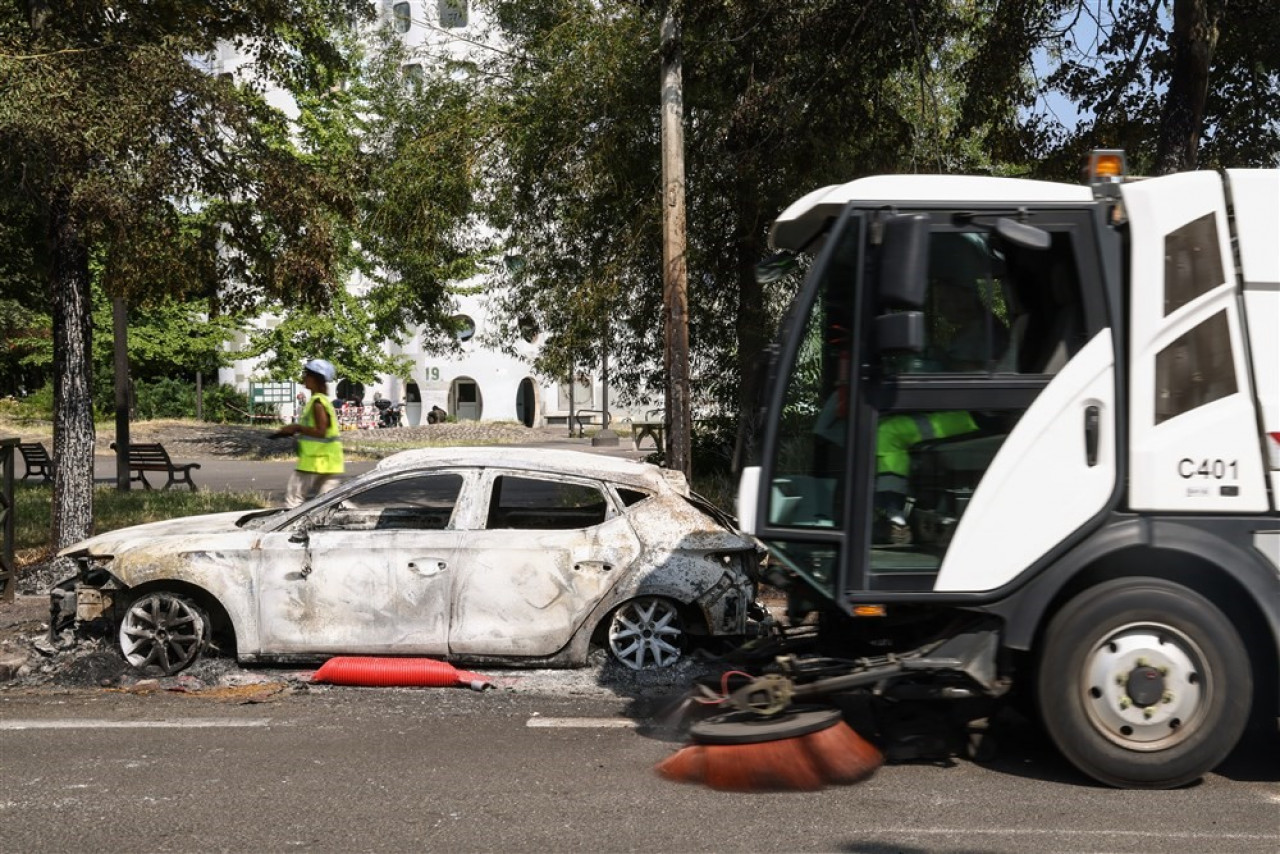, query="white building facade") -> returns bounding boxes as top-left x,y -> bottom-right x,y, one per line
213,1 -> 641,429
